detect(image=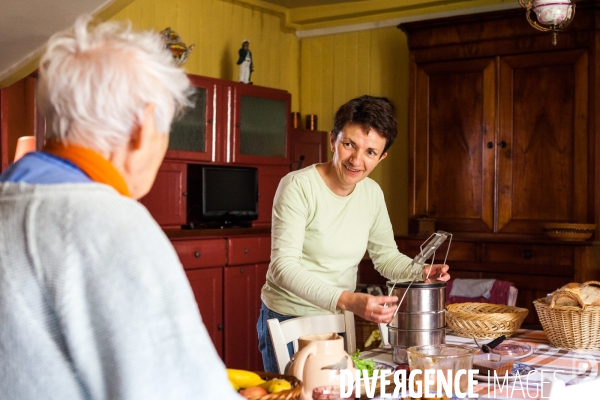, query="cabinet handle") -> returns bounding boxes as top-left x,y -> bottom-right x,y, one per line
487,142 -> 494,149
522,249 -> 532,260
240,268 -> 245,274
218,324 -> 224,331
183,192 -> 188,197
499,141 -> 507,148
244,248 -> 249,254
194,251 -> 201,258
236,123 -> 241,128
208,118 -> 213,123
